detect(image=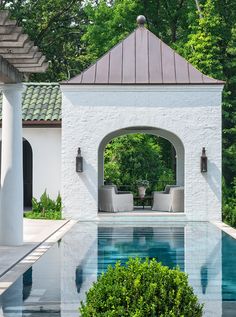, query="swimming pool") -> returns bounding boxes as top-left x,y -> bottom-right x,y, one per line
0,221 -> 235,316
